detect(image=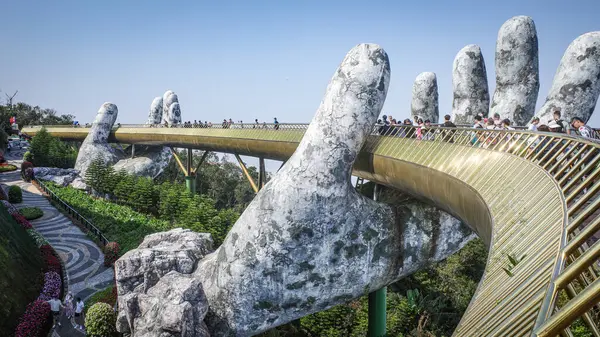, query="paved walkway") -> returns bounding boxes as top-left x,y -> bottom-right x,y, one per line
1,148 -> 114,336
